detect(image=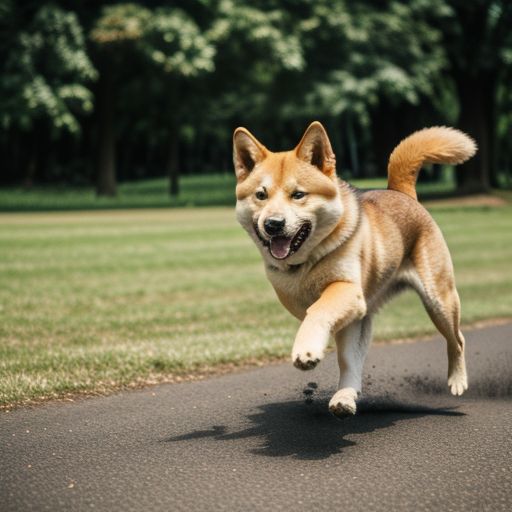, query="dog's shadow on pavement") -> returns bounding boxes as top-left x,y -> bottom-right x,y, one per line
164,395 -> 464,461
